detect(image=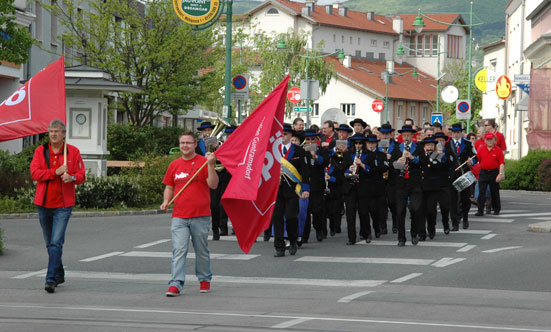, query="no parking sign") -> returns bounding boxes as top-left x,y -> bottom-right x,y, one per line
455,99 -> 471,120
